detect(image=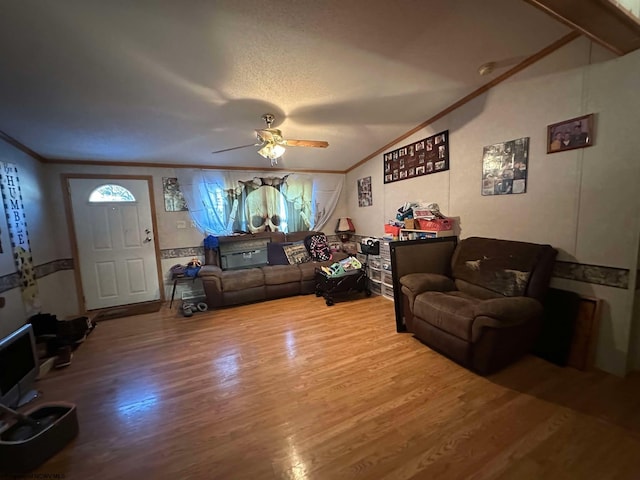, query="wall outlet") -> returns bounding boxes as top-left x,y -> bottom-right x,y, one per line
176,221 -> 187,229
